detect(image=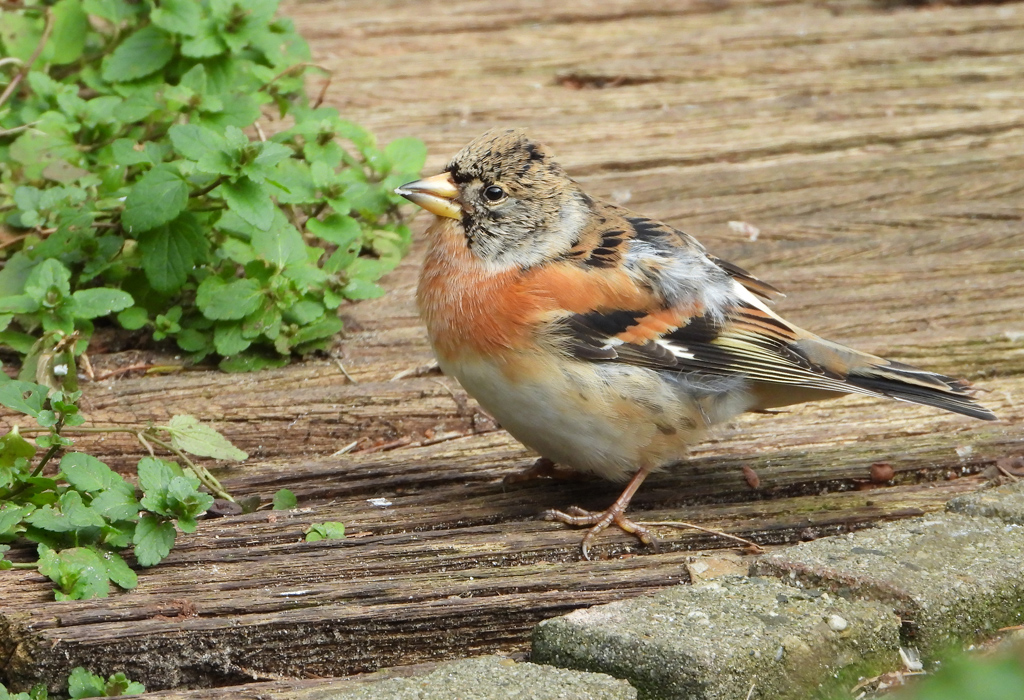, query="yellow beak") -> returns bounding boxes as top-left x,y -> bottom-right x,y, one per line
395,172 -> 461,220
